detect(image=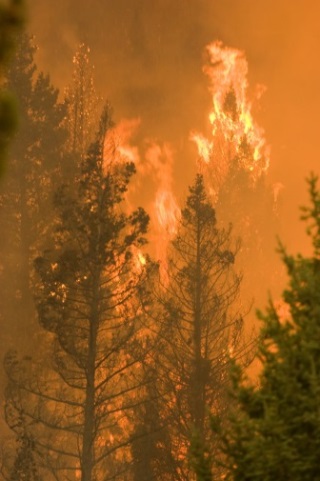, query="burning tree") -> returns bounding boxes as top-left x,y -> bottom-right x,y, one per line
191,41 -> 279,311
129,321 -> 177,481
191,40 -> 270,190
148,174 -> 251,481
4,107 -> 150,481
